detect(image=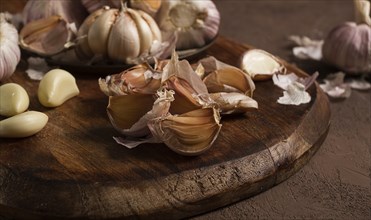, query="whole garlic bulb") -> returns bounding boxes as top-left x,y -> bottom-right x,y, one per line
23,0 -> 88,27
322,0 -> 371,74
76,6 -> 162,64
0,14 -> 20,81
156,0 -> 220,50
